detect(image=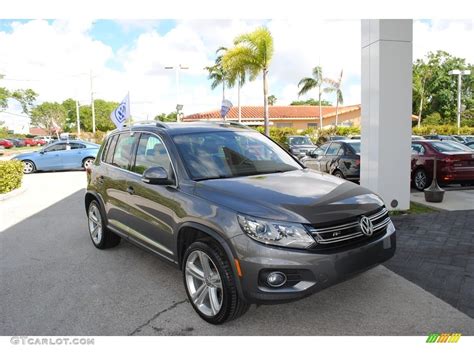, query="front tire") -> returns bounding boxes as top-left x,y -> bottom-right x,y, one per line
183,242 -> 249,324
333,169 -> 345,179
22,160 -> 36,174
414,168 -> 431,191
87,200 -> 120,249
